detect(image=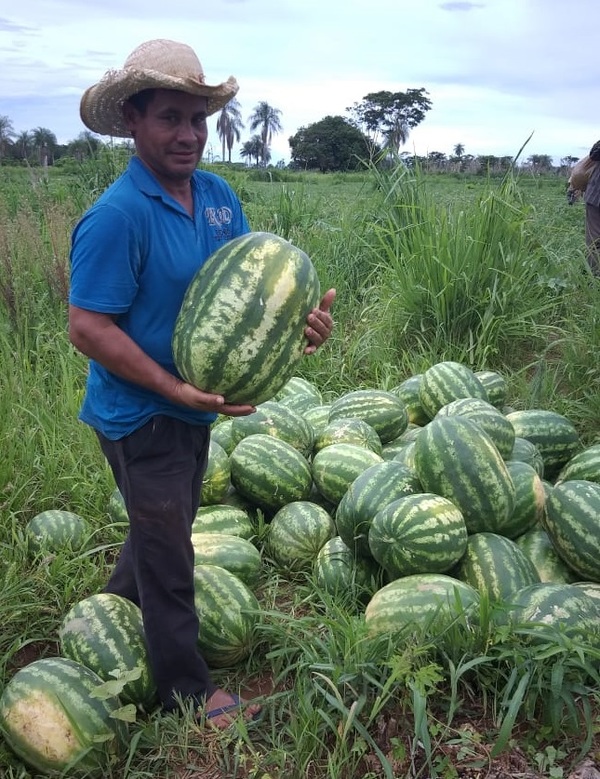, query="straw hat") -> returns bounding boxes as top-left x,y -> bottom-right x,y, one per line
80,39 -> 239,137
